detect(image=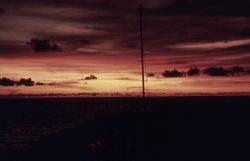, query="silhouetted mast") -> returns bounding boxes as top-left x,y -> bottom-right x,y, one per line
139,3 -> 145,97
